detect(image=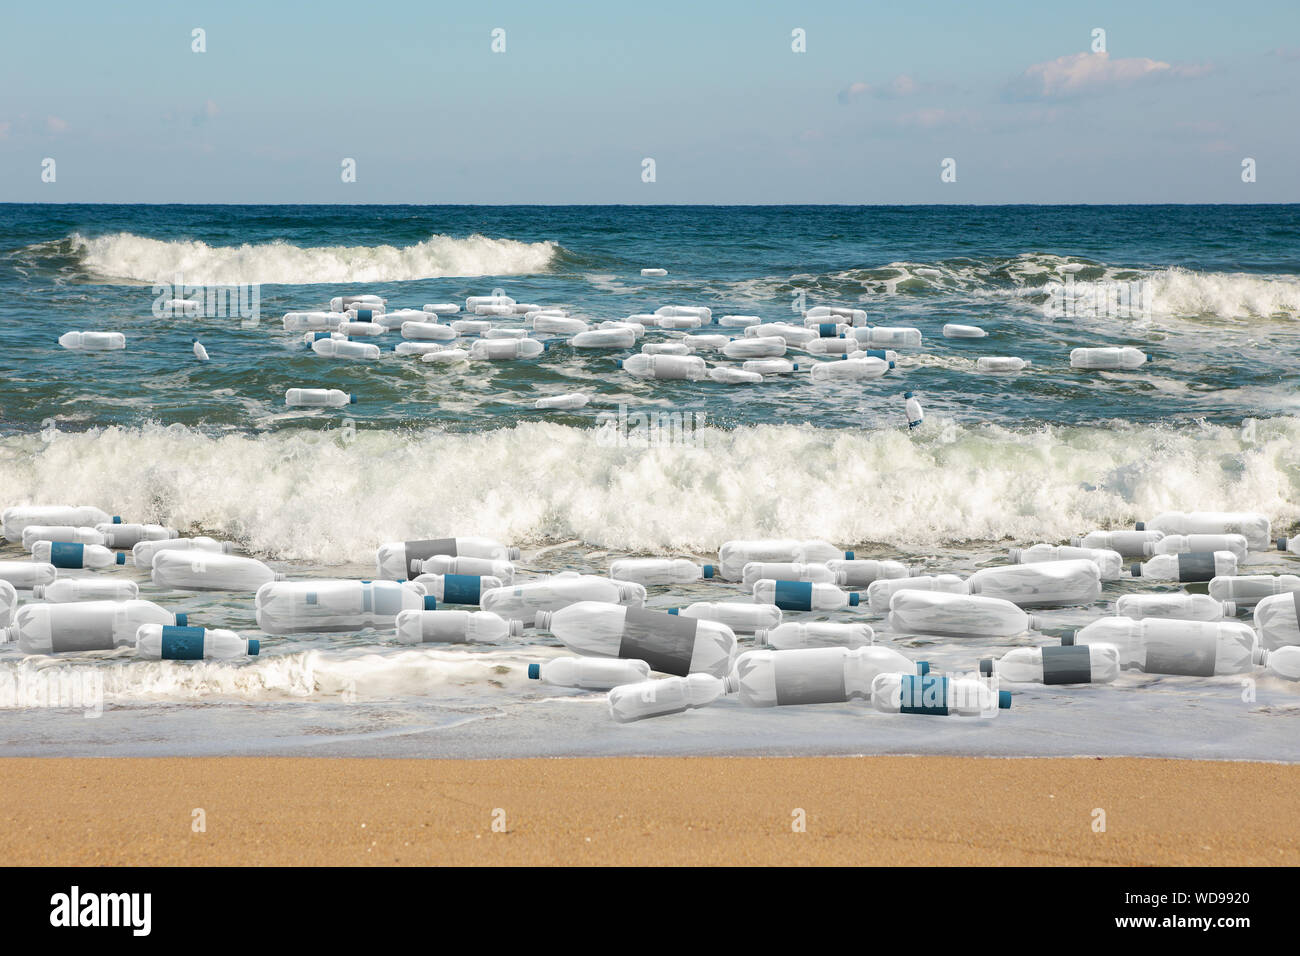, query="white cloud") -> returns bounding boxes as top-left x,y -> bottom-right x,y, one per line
46,115 -> 68,132
1004,51 -> 1209,101
838,74 -> 932,104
